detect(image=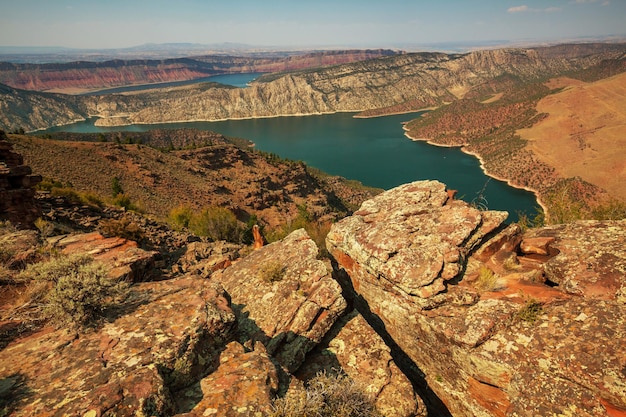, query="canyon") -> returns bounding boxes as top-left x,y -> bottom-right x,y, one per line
0,49 -> 398,93
1,42 -> 625,416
